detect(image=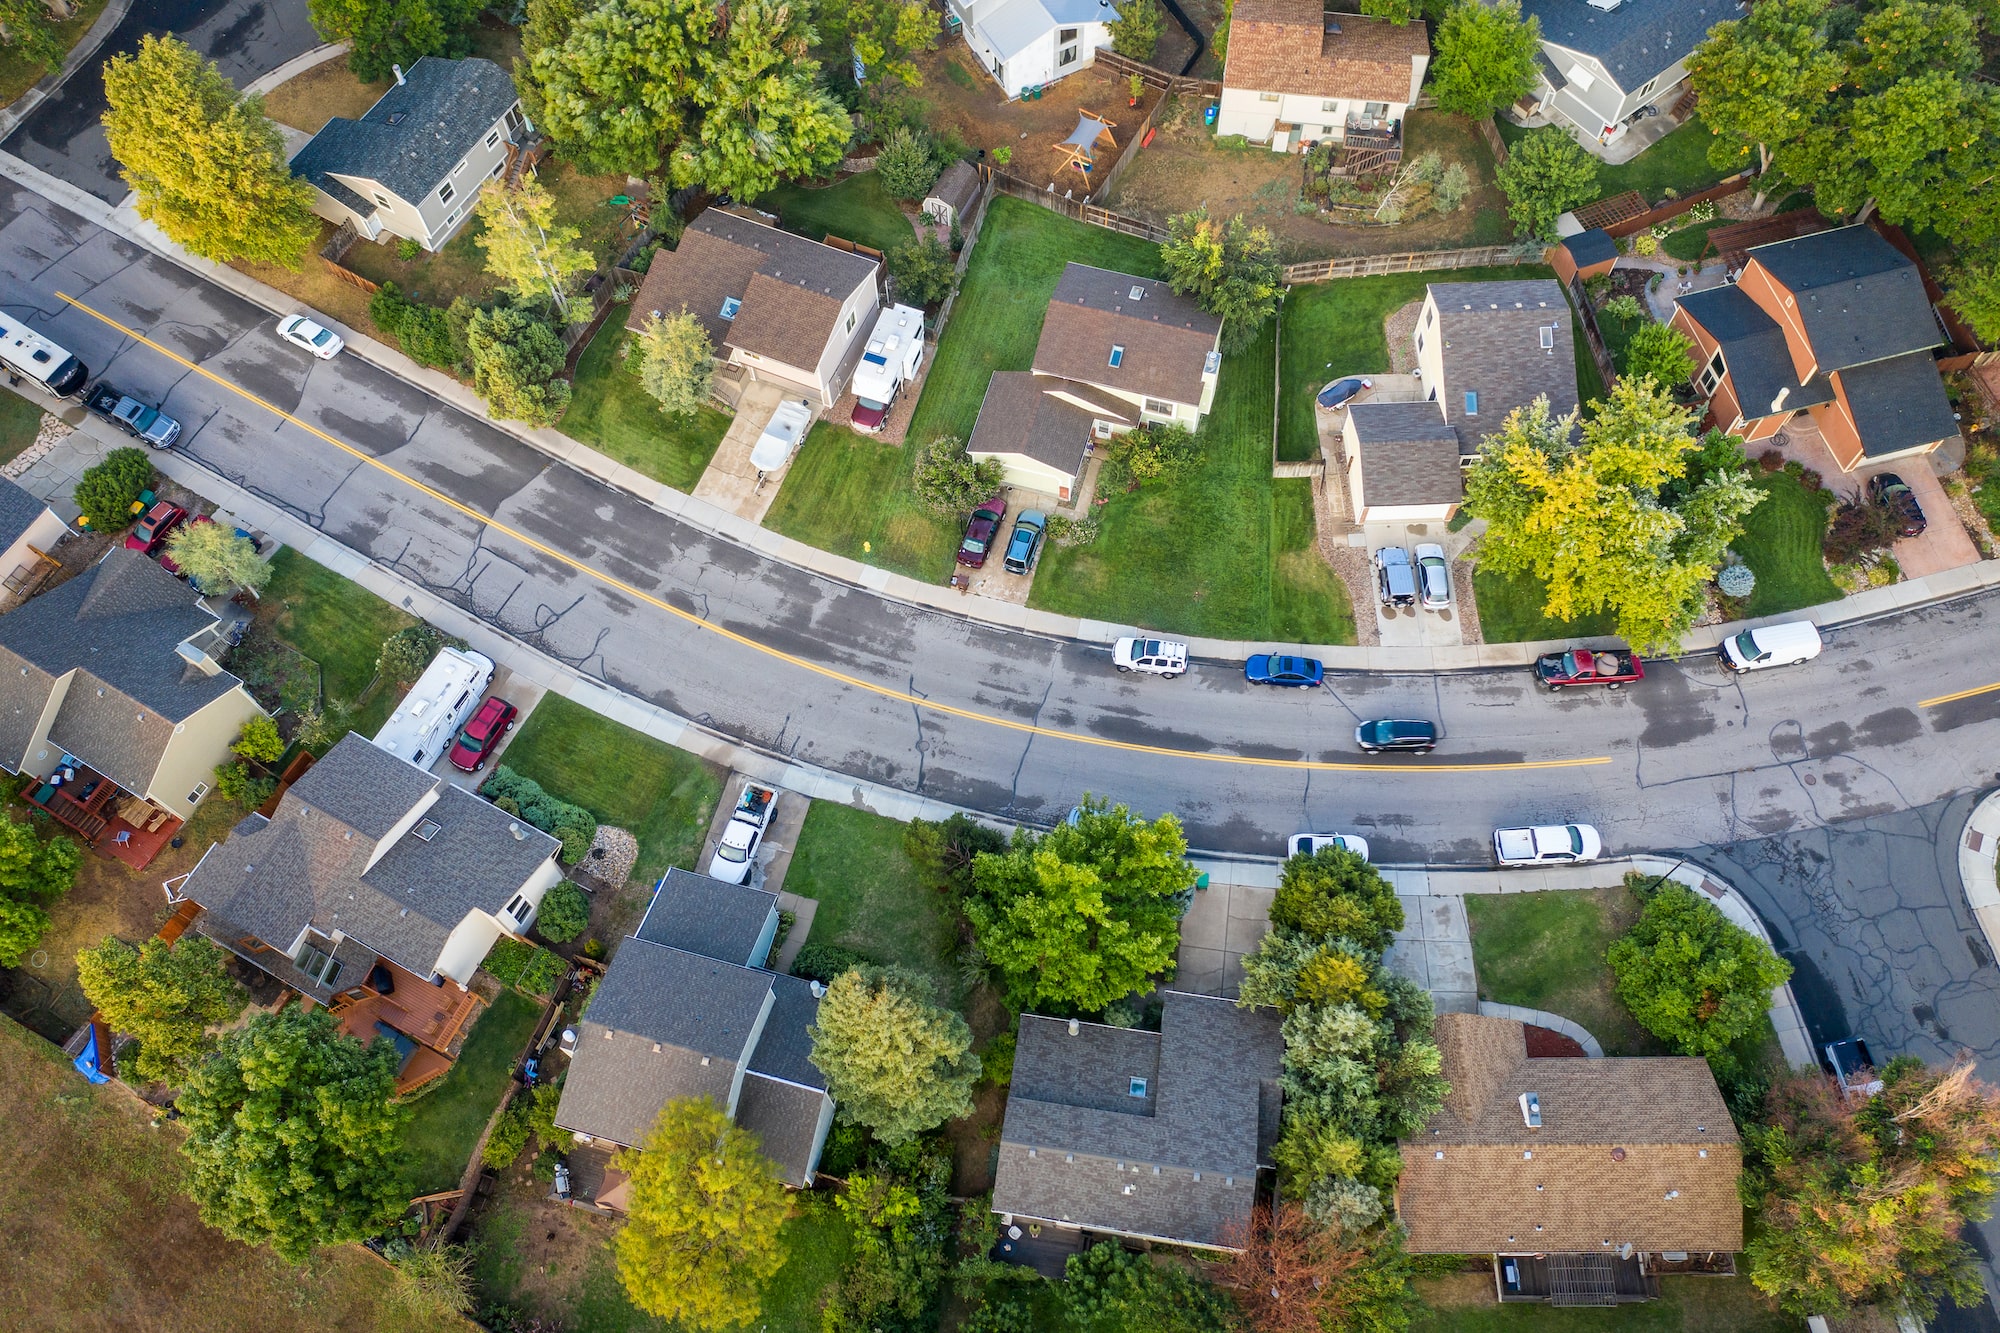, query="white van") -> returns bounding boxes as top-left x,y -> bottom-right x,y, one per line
372,645 -> 496,767
1720,621 -> 1823,673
